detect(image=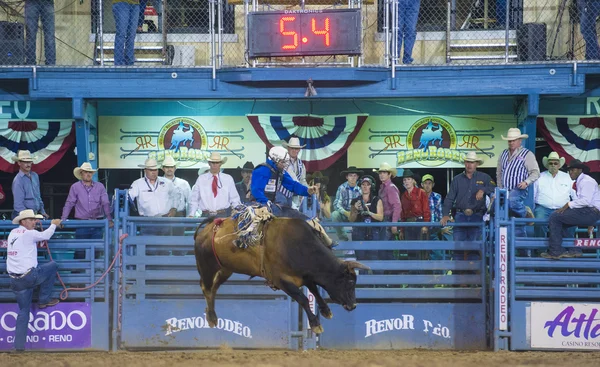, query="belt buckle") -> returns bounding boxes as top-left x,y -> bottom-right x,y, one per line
464,209 -> 473,216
